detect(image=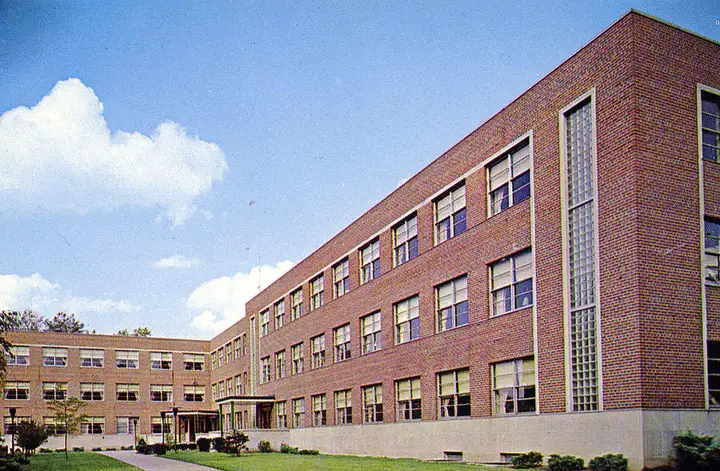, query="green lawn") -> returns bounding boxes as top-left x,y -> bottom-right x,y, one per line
22,452 -> 141,471
164,451 -> 514,471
